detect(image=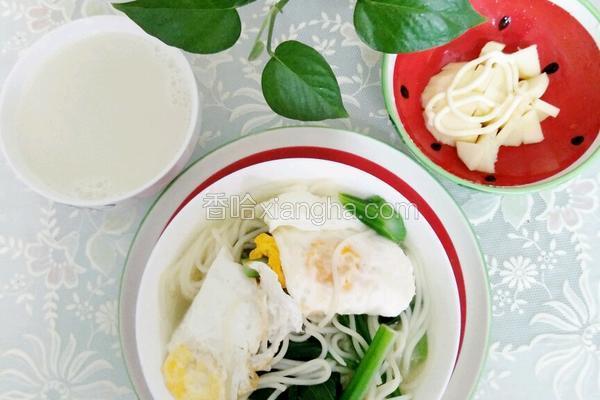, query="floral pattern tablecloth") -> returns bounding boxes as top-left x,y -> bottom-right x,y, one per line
1,1 -> 599,399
